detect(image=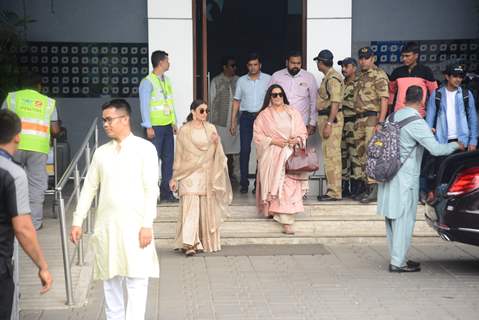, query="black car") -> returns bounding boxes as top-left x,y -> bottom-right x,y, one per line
425,150 -> 479,246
